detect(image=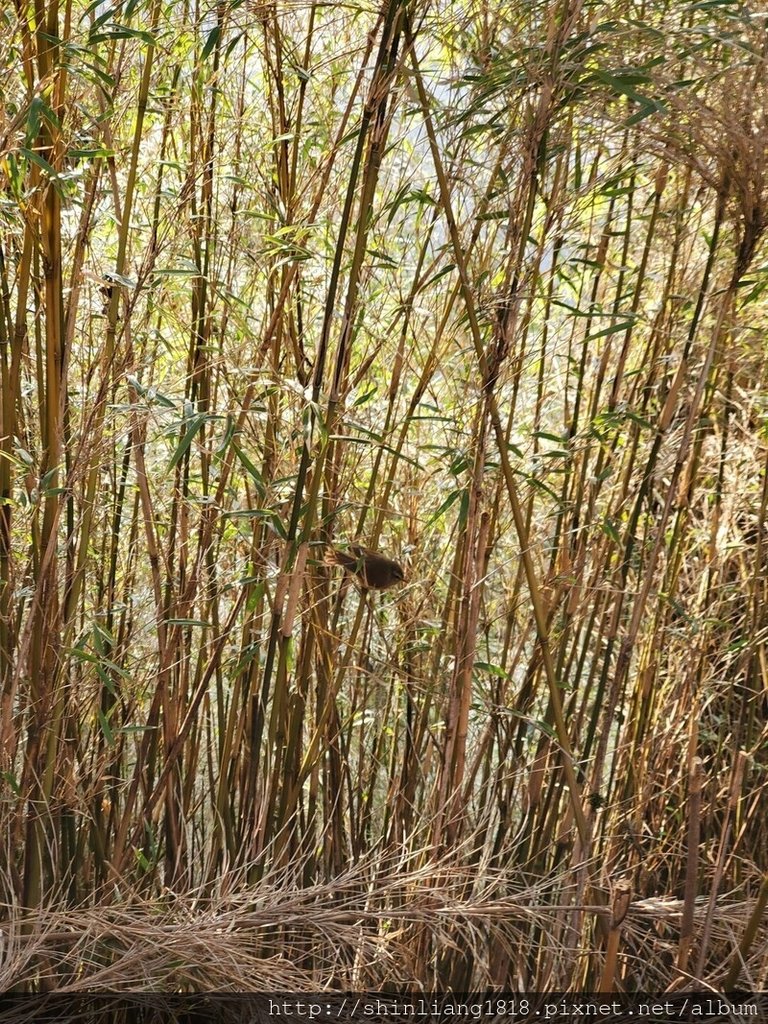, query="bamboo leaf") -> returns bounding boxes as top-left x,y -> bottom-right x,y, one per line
97,708 -> 115,747
168,413 -> 207,470
19,147 -> 60,180
427,488 -> 463,527
201,25 -> 220,62
232,443 -> 266,496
